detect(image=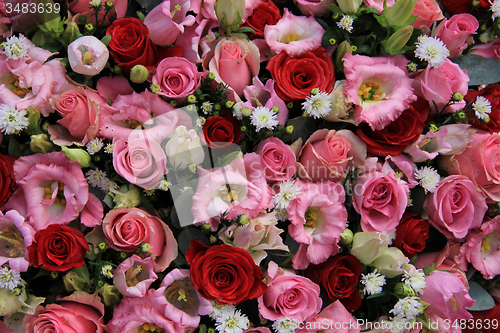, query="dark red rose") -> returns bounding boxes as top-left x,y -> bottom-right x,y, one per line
463,302 -> 500,333
356,98 -> 429,157
0,153 -> 17,207
266,48 -> 335,102
243,0 -> 281,39
185,240 -> 267,305
465,84 -> 500,133
27,224 -> 90,272
202,110 -> 244,149
440,0 -> 473,14
394,212 -> 430,259
306,253 -> 362,311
